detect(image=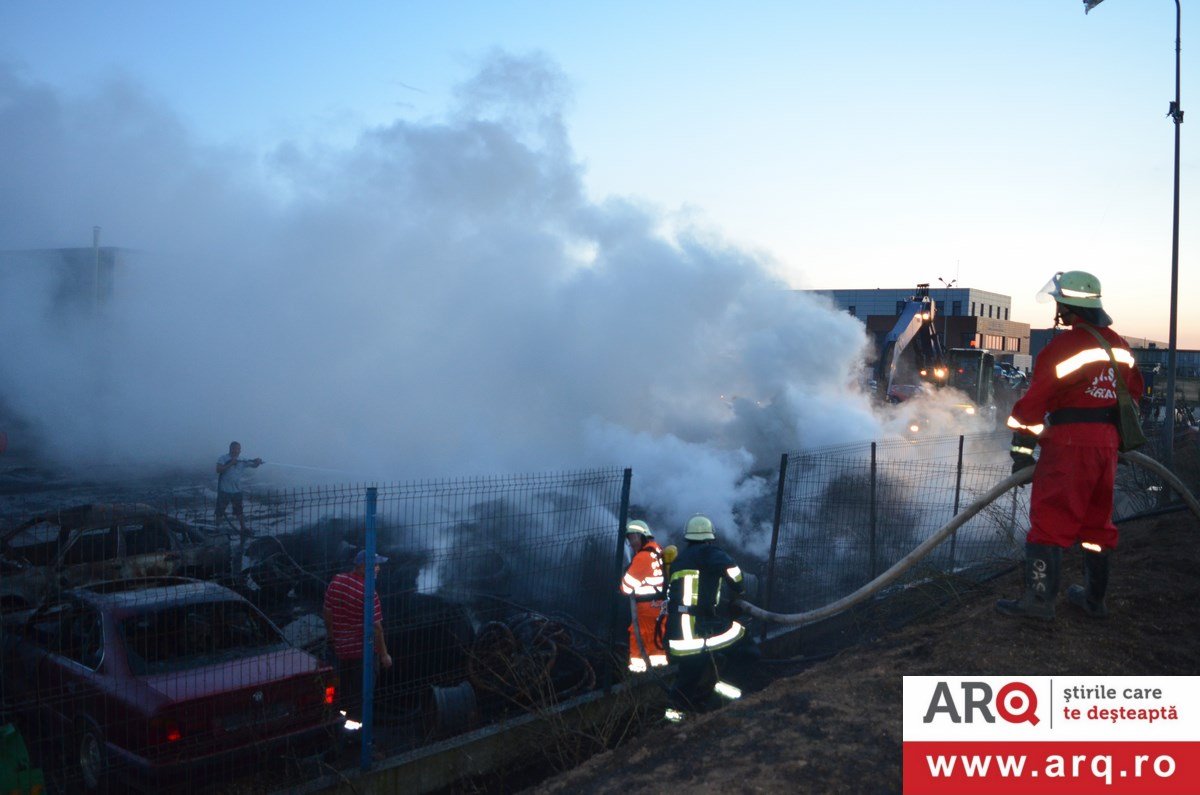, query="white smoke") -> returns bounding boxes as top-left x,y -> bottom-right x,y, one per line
879,387 -> 1003,440
0,53 -> 884,537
